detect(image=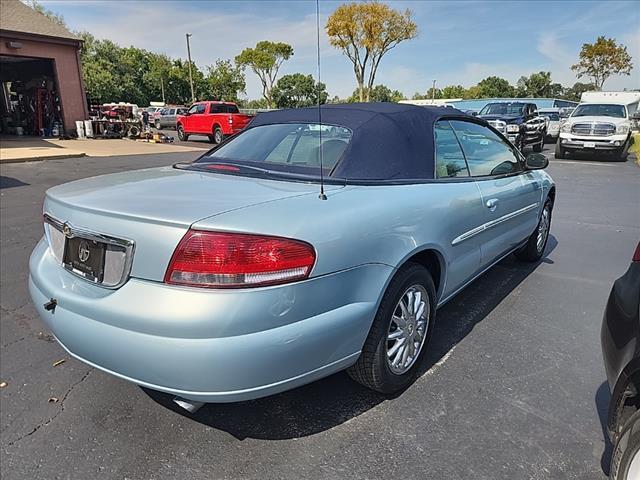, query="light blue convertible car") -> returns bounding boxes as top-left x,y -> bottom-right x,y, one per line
29,103 -> 555,409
